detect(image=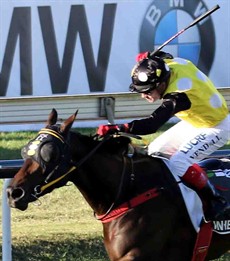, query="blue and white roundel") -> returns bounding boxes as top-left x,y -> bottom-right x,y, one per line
139,0 -> 216,75
154,10 -> 200,65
